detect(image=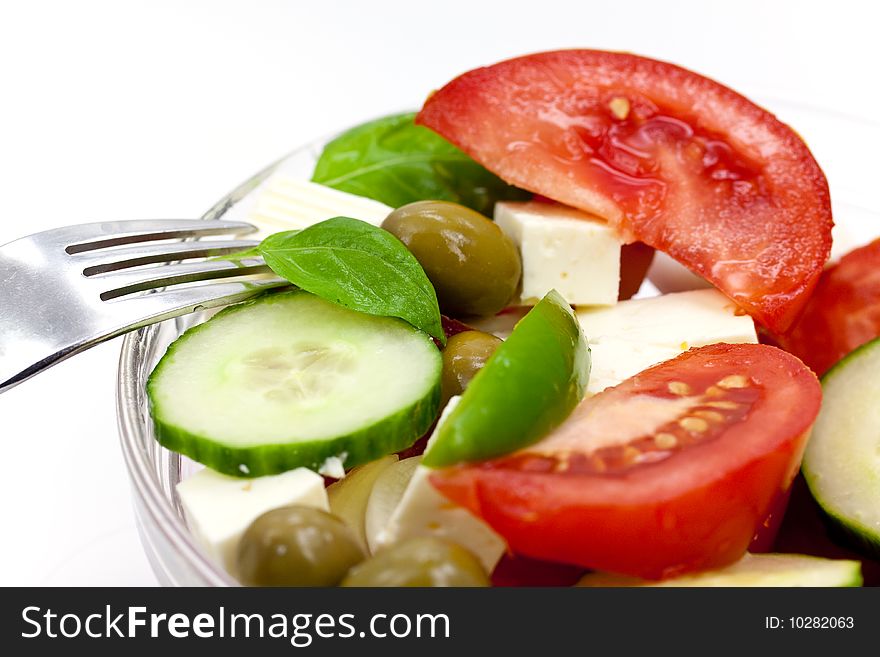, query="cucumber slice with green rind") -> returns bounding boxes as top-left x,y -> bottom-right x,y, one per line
423,289 -> 590,467
148,290 -> 441,477
802,337 -> 880,557
577,553 -> 863,587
